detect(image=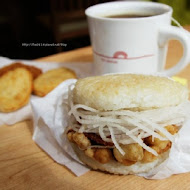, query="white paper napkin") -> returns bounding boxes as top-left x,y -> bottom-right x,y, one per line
0,56 -> 93,126
31,79 -> 90,176
31,79 -> 190,179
